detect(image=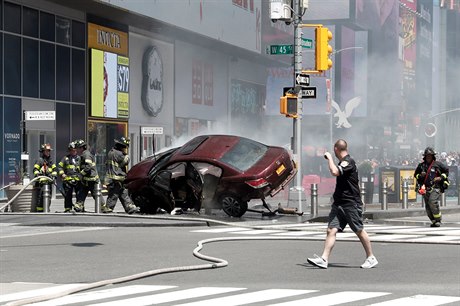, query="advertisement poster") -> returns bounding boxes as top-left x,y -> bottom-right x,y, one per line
381,171 -> 396,193
91,49 -> 130,119
3,98 -> 21,186
399,169 -> 417,200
